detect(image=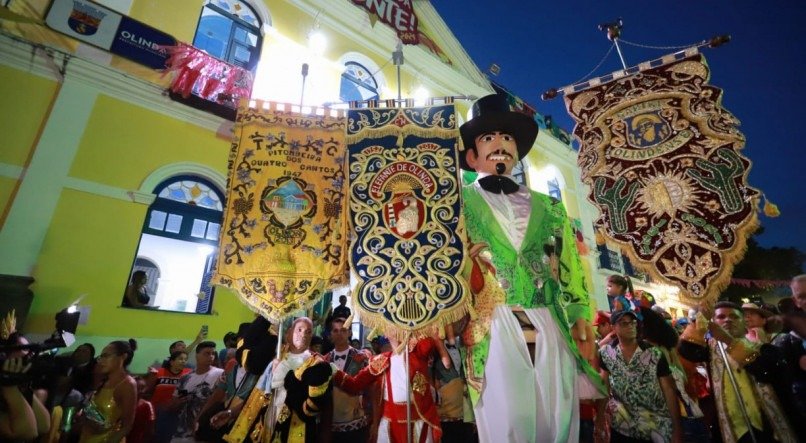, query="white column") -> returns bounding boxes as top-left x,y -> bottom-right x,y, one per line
0,78 -> 98,276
